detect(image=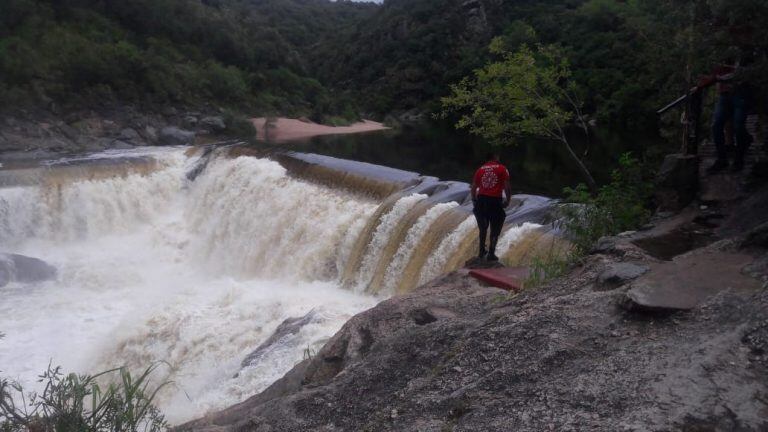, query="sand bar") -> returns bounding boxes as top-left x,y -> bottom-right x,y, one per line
252,117 -> 389,143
